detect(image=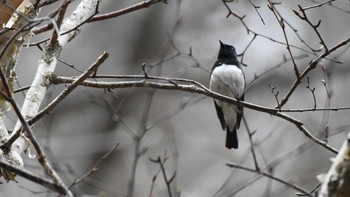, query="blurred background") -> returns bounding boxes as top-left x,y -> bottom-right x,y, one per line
1,0 -> 350,196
